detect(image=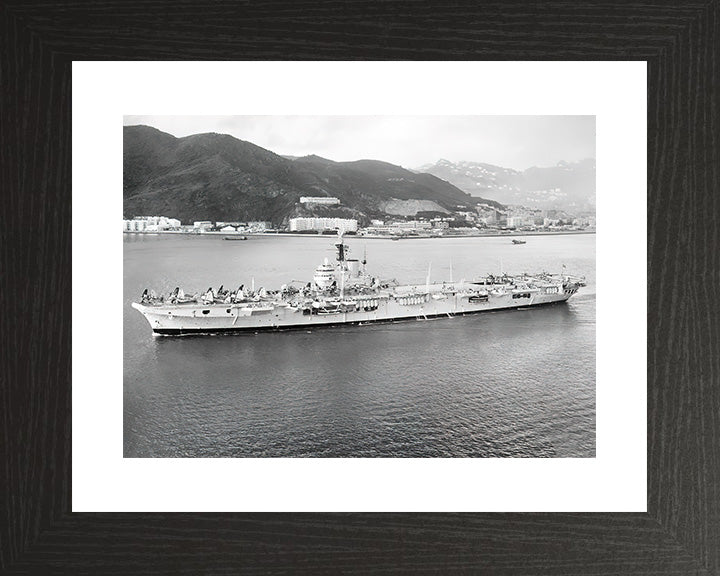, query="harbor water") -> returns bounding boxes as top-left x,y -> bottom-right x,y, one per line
124,233 -> 596,458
